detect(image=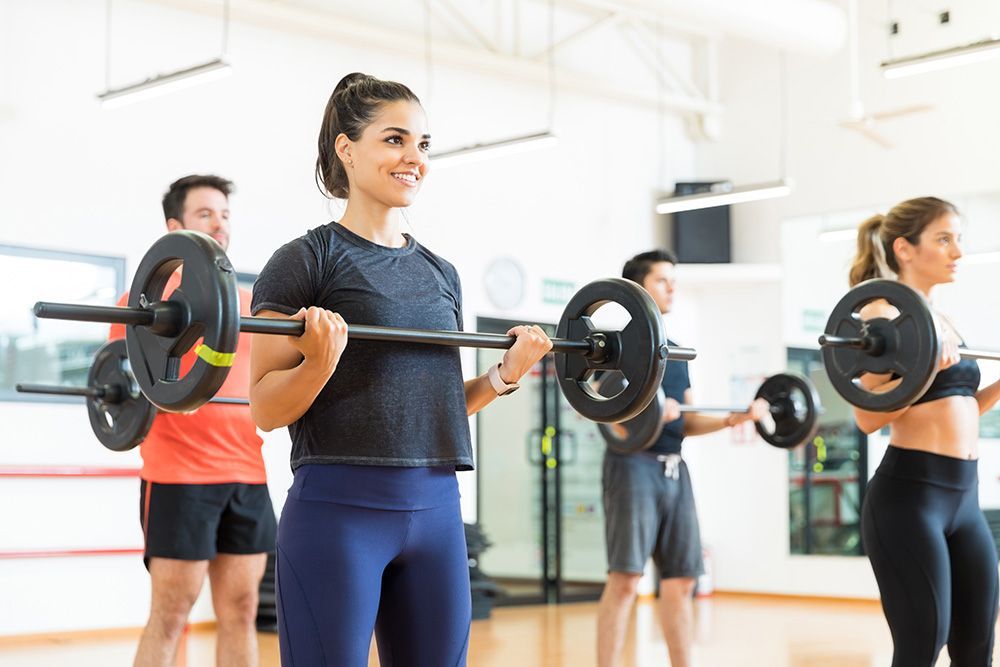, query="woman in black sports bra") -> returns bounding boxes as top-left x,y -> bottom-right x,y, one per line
848,197 -> 1000,666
